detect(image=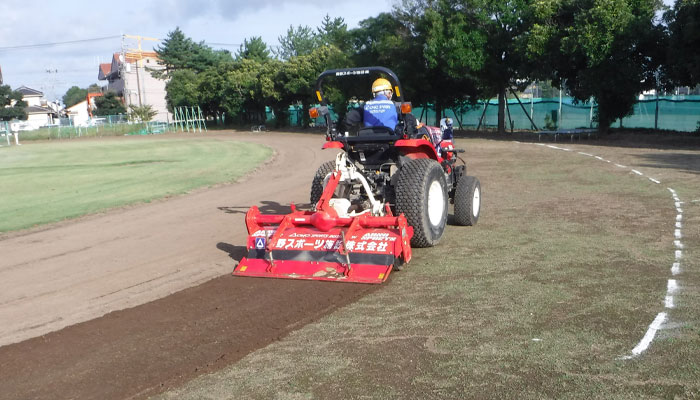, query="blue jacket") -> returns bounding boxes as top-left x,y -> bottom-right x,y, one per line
363,94 -> 398,129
